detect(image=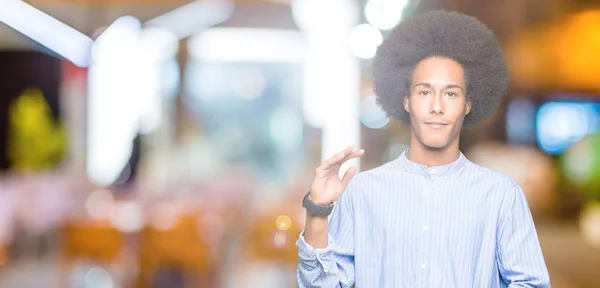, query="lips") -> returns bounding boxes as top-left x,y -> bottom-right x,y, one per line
424,121 -> 448,129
